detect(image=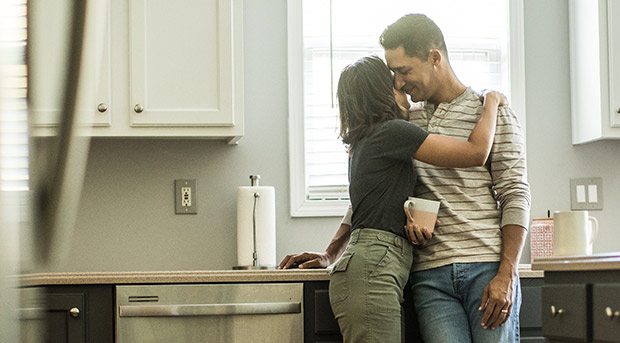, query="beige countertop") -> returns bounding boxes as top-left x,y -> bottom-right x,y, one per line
19,264 -> 542,287
18,269 -> 331,287
532,252 -> 620,272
